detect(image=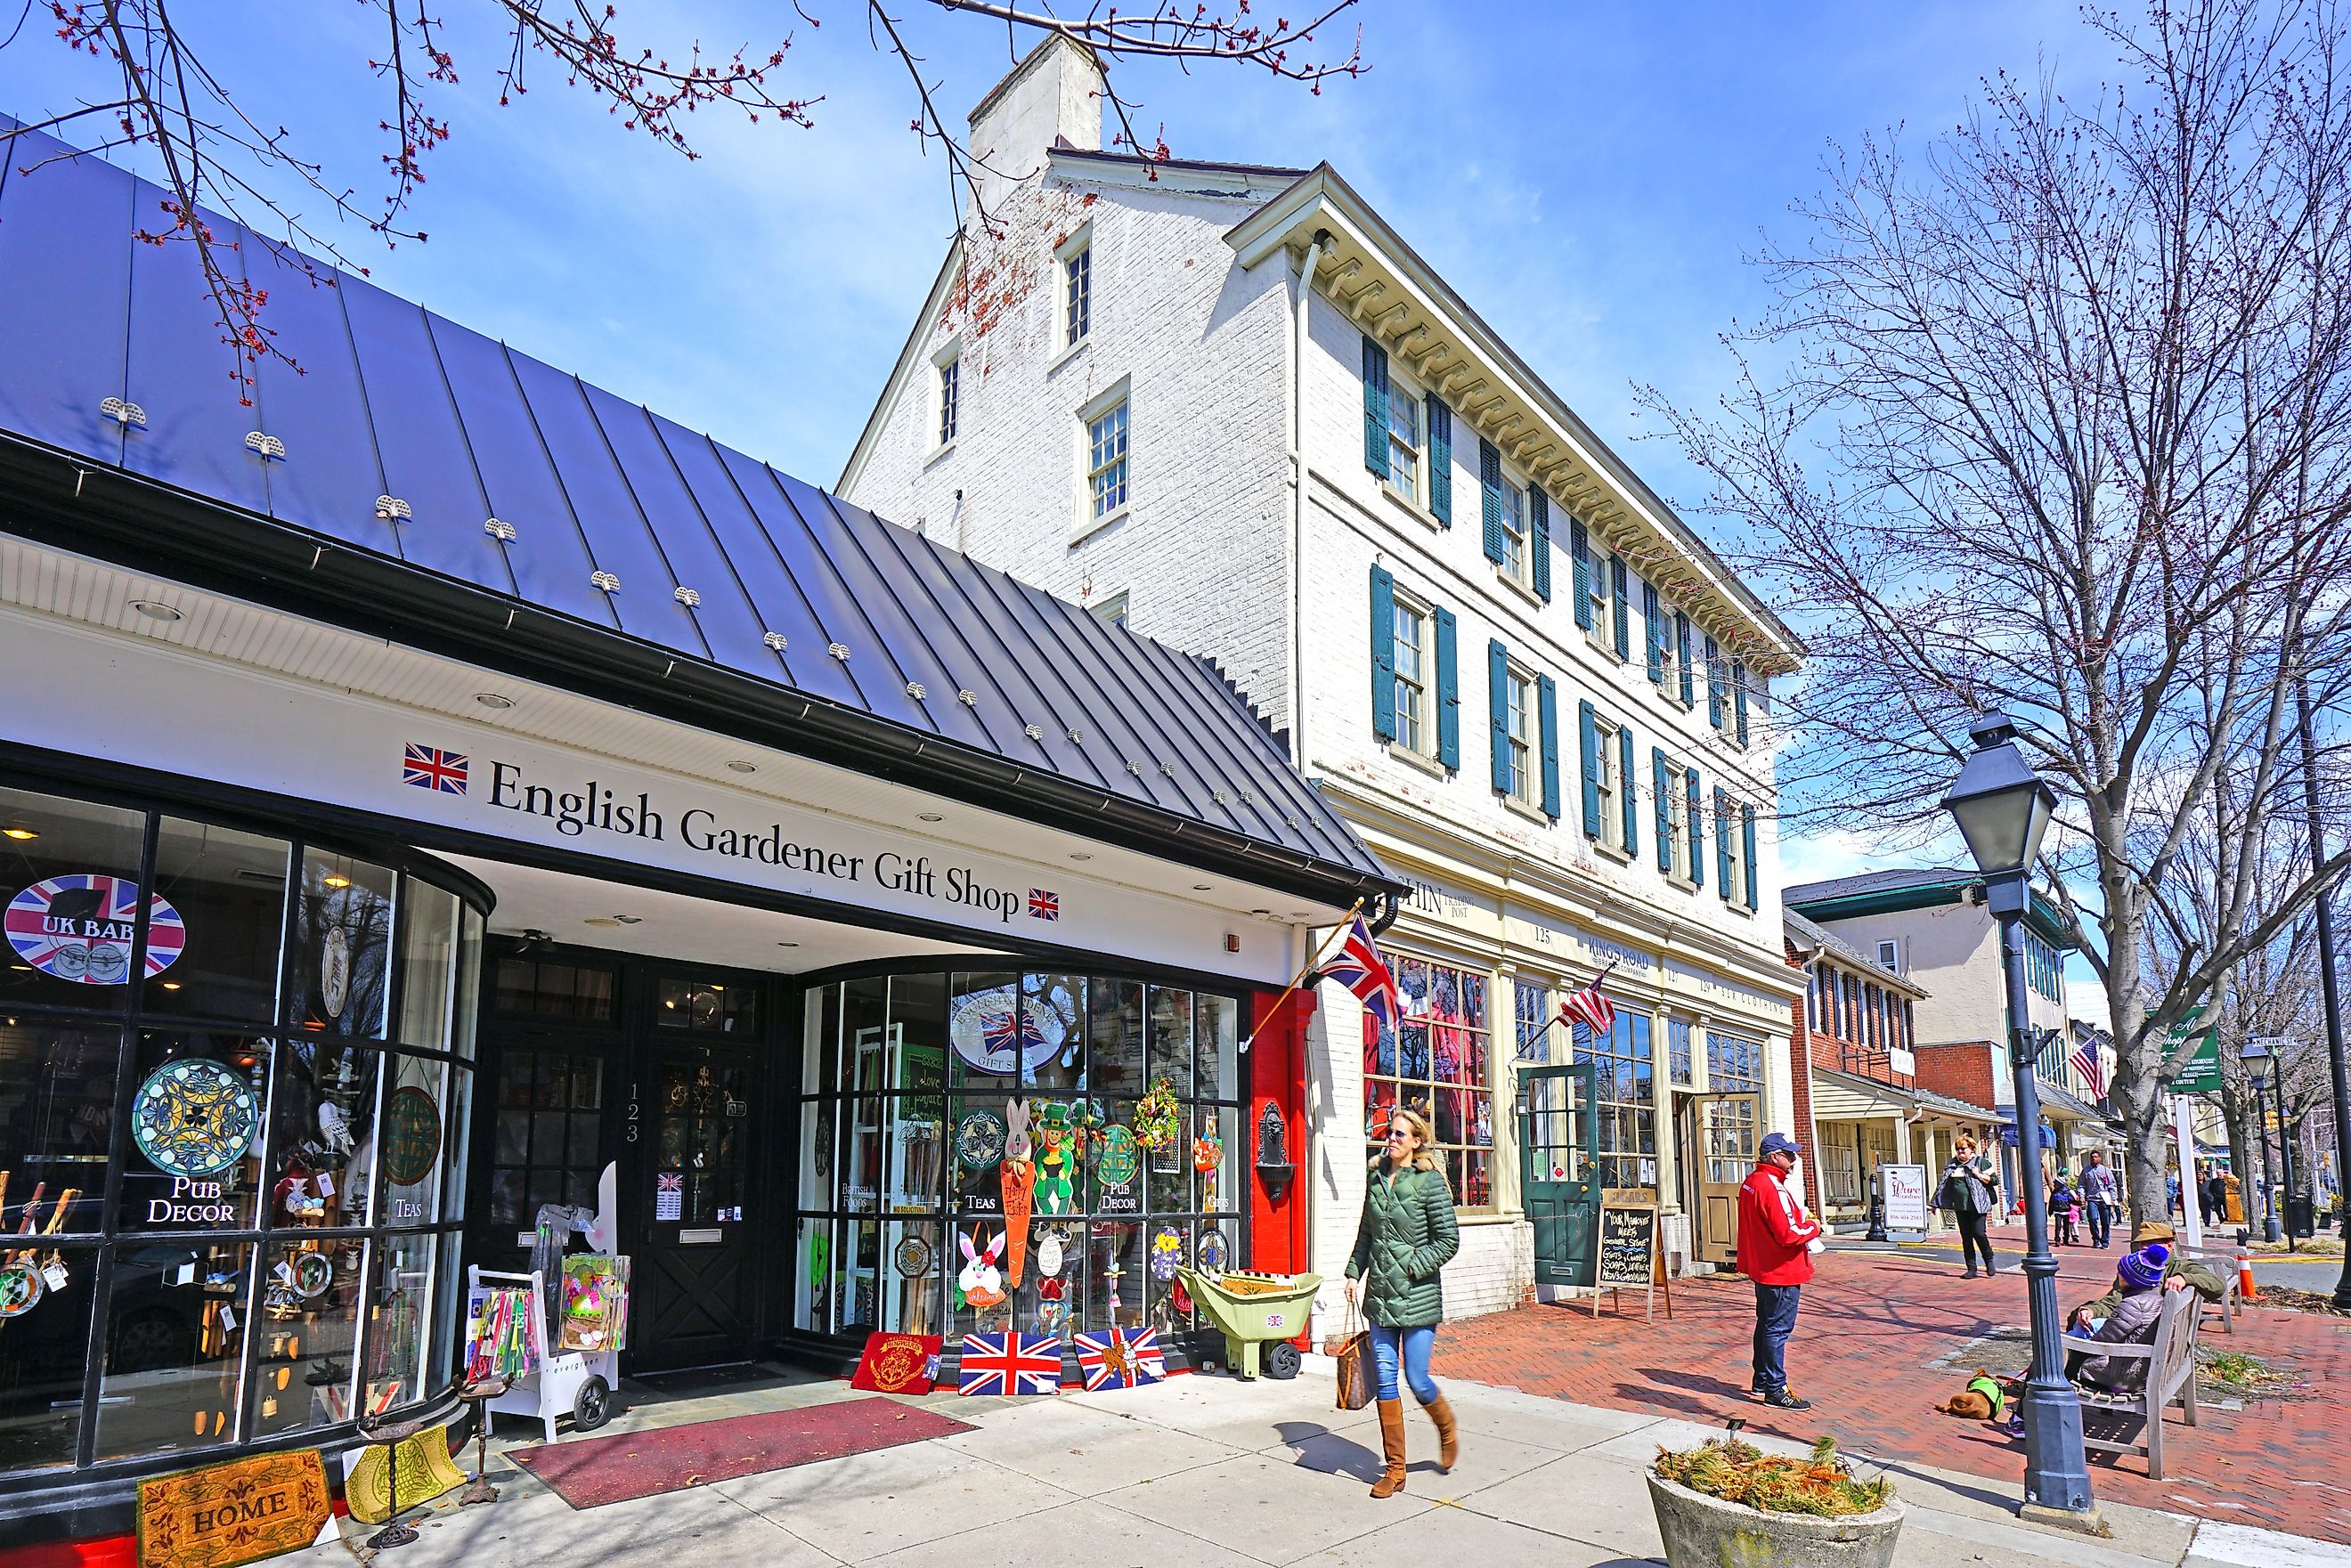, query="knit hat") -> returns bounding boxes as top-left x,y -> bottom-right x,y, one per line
2117,1243 -> 2169,1291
